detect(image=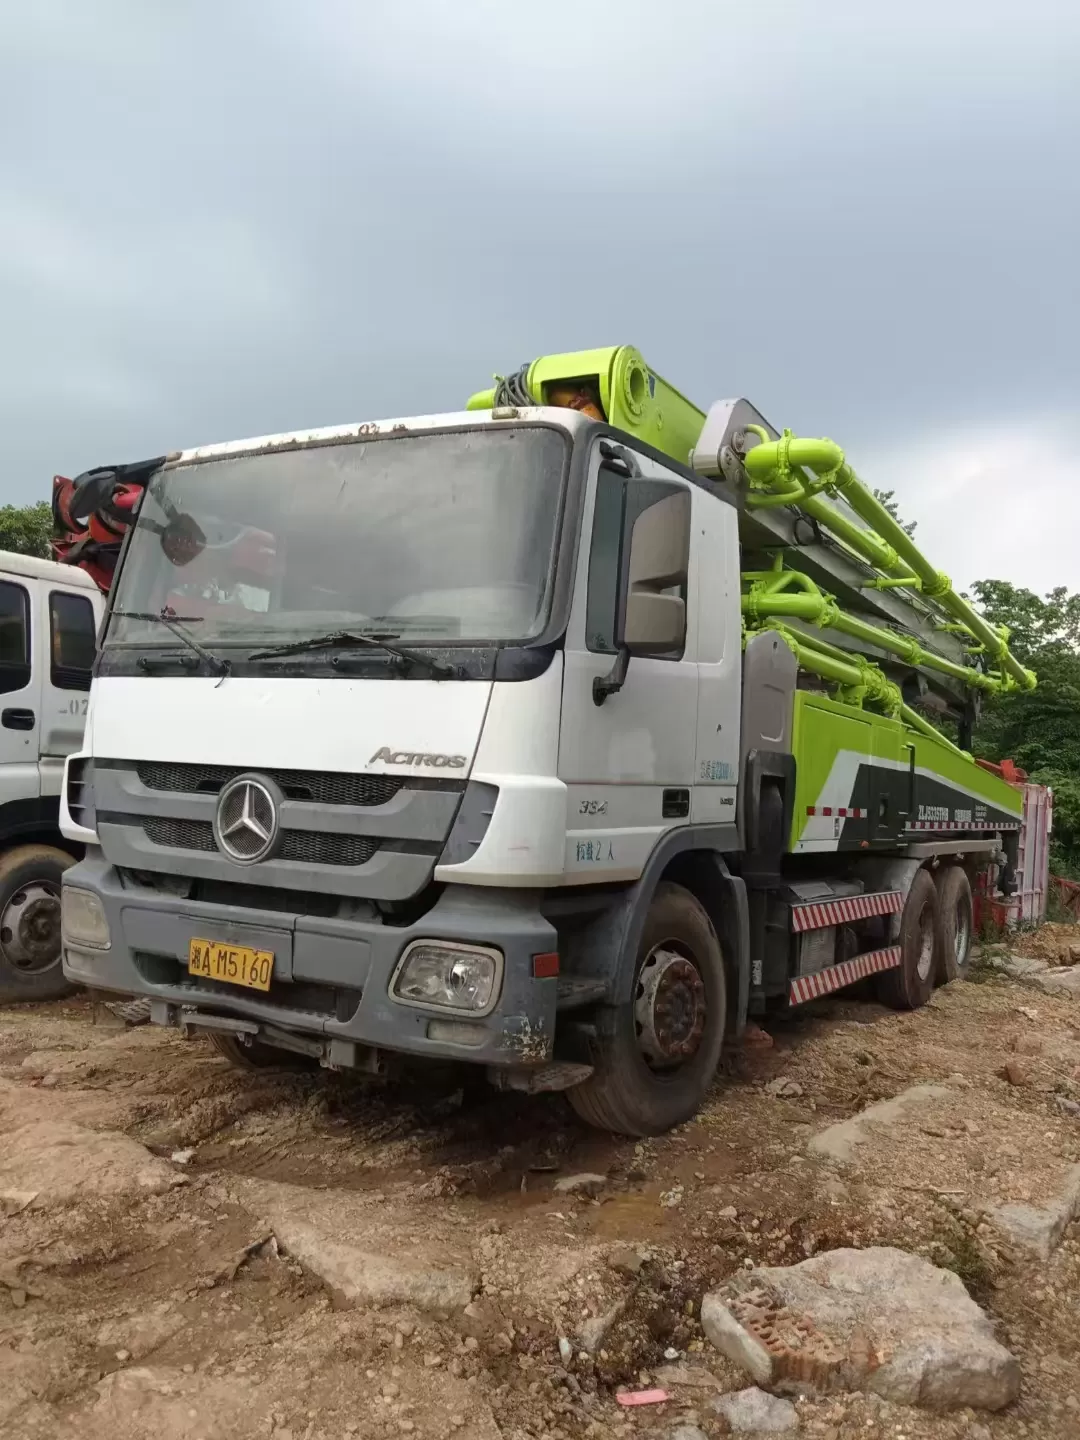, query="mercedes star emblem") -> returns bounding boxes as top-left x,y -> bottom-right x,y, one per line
213,775 -> 279,864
